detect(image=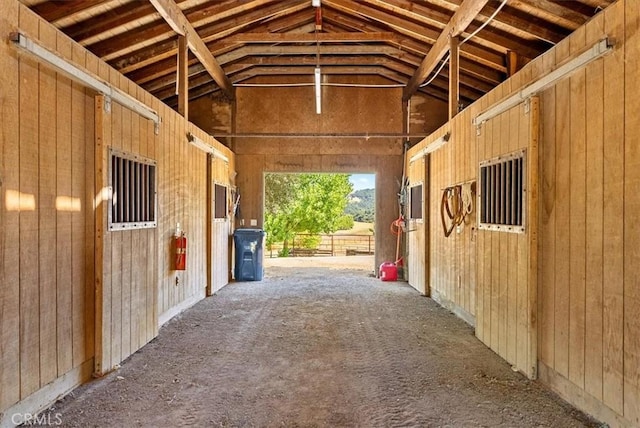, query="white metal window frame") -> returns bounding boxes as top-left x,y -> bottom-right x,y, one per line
108,148 -> 158,231
478,149 -> 526,234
